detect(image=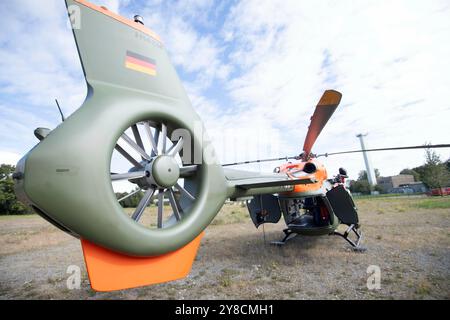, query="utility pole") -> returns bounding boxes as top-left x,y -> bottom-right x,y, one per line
356,133 -> 377,187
